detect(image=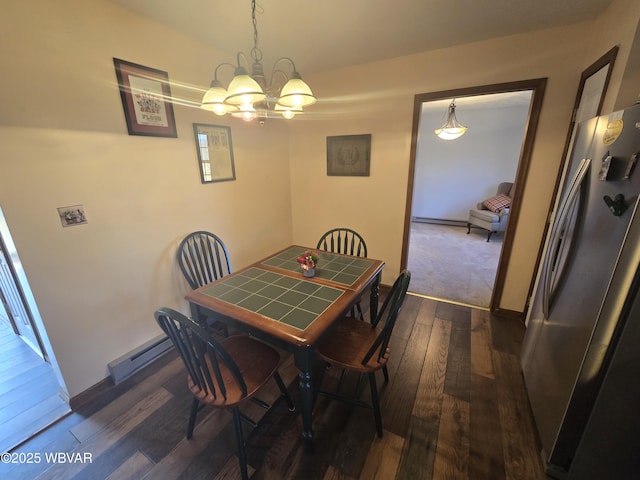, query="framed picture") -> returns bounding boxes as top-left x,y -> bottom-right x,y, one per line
192,123 -> 236,183
113,58 -> 177,138
57,205 -> 87,228
327,134 -> 371,176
